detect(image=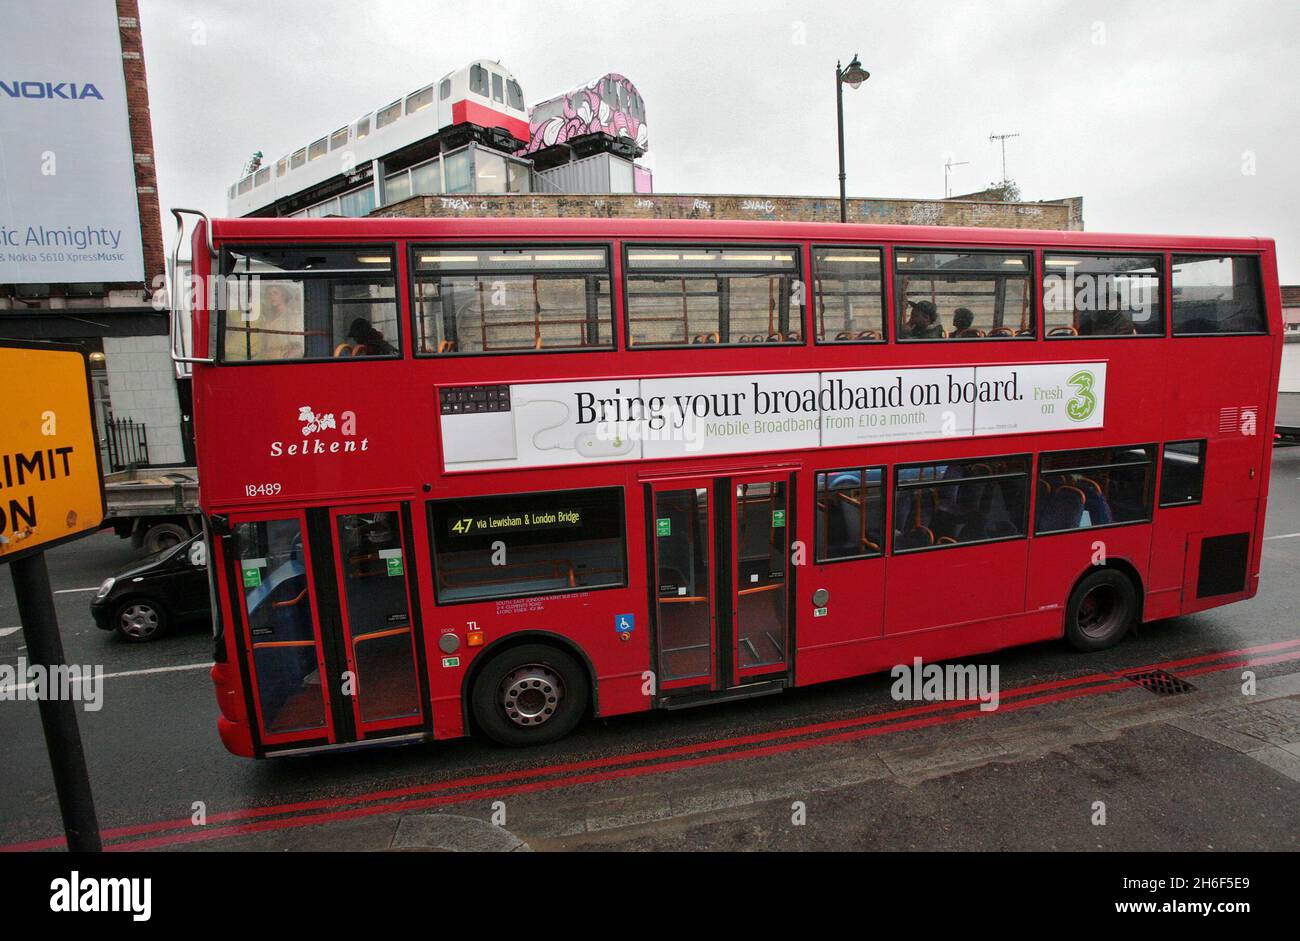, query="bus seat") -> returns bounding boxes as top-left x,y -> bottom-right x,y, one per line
1077,477 -> 1113,524
835,331 -> 853,340
936,535 -> 956,545
856,330 -> 881,340
895,526 -> 935,550
333,342 -> 355,357
1048,326 -> 1078,336
1038,485 -> 1085,531
989,327 -> 1015,337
